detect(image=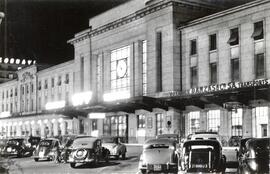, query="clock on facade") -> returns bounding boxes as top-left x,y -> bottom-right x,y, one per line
116,59 -> 127,78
